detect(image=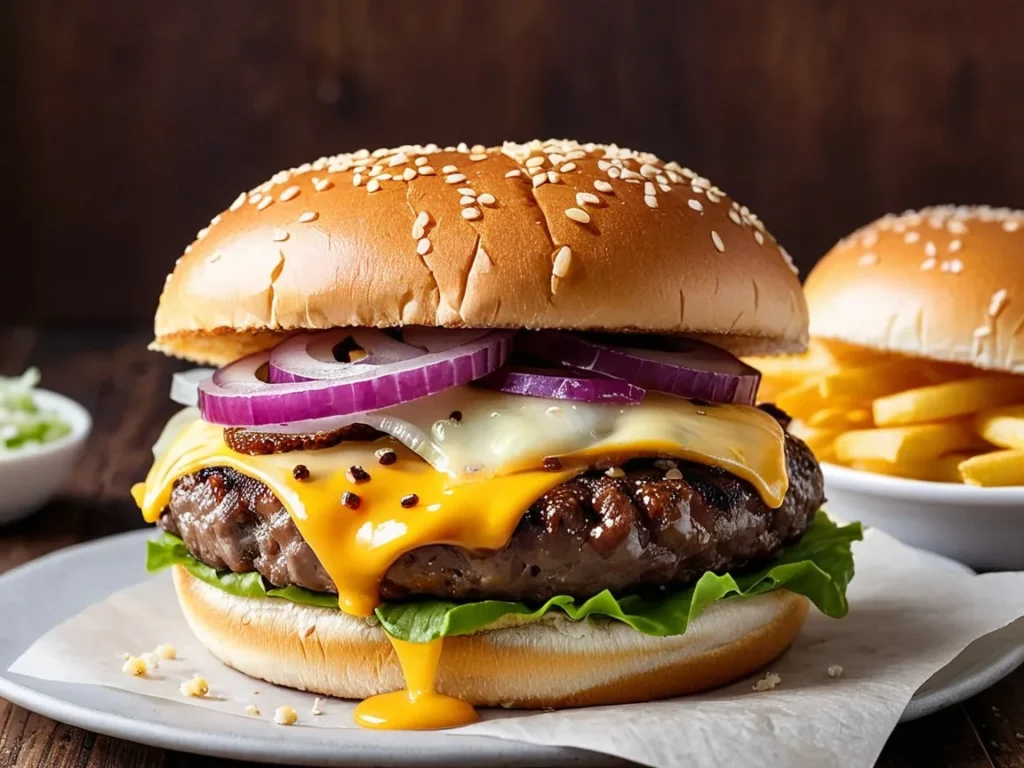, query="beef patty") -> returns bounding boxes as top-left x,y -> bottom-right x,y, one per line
157,408 -> 824,603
